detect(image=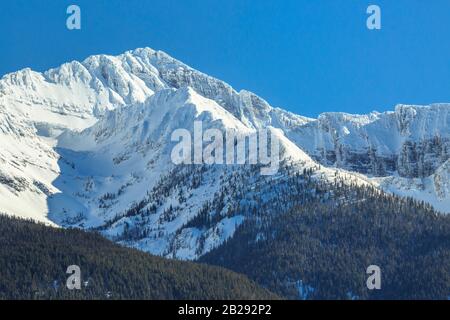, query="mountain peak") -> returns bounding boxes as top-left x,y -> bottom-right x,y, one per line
0,46 -> 448,236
